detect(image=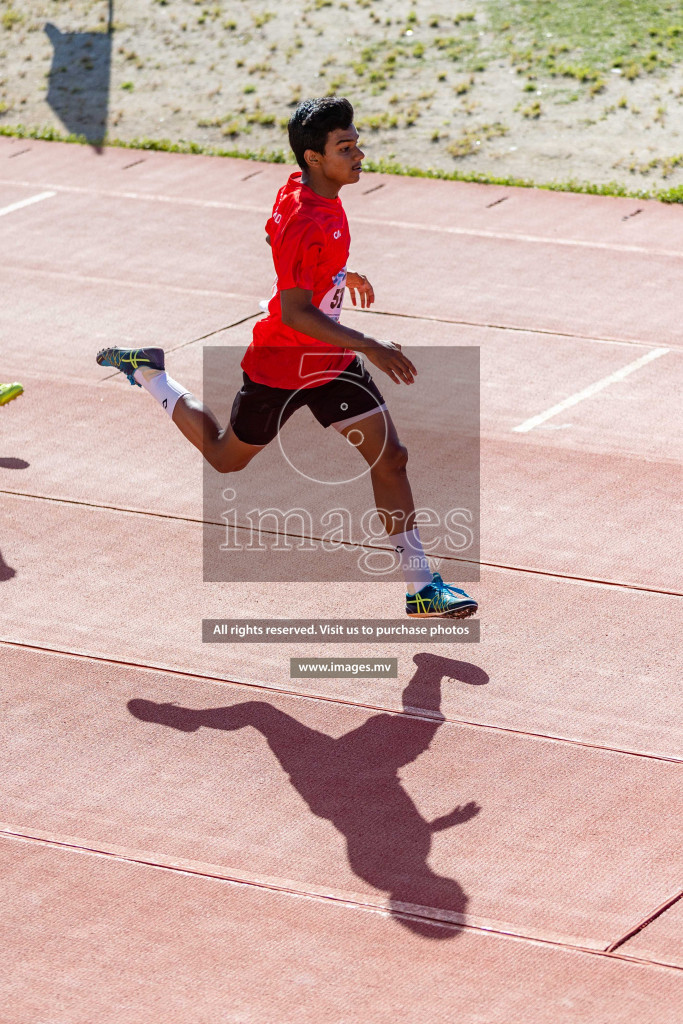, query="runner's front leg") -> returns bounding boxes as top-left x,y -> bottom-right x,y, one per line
341,409 -> 415,536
